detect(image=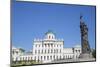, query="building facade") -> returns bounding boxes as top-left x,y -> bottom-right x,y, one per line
33,31 -> 64,63
12,31 -> 81,63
